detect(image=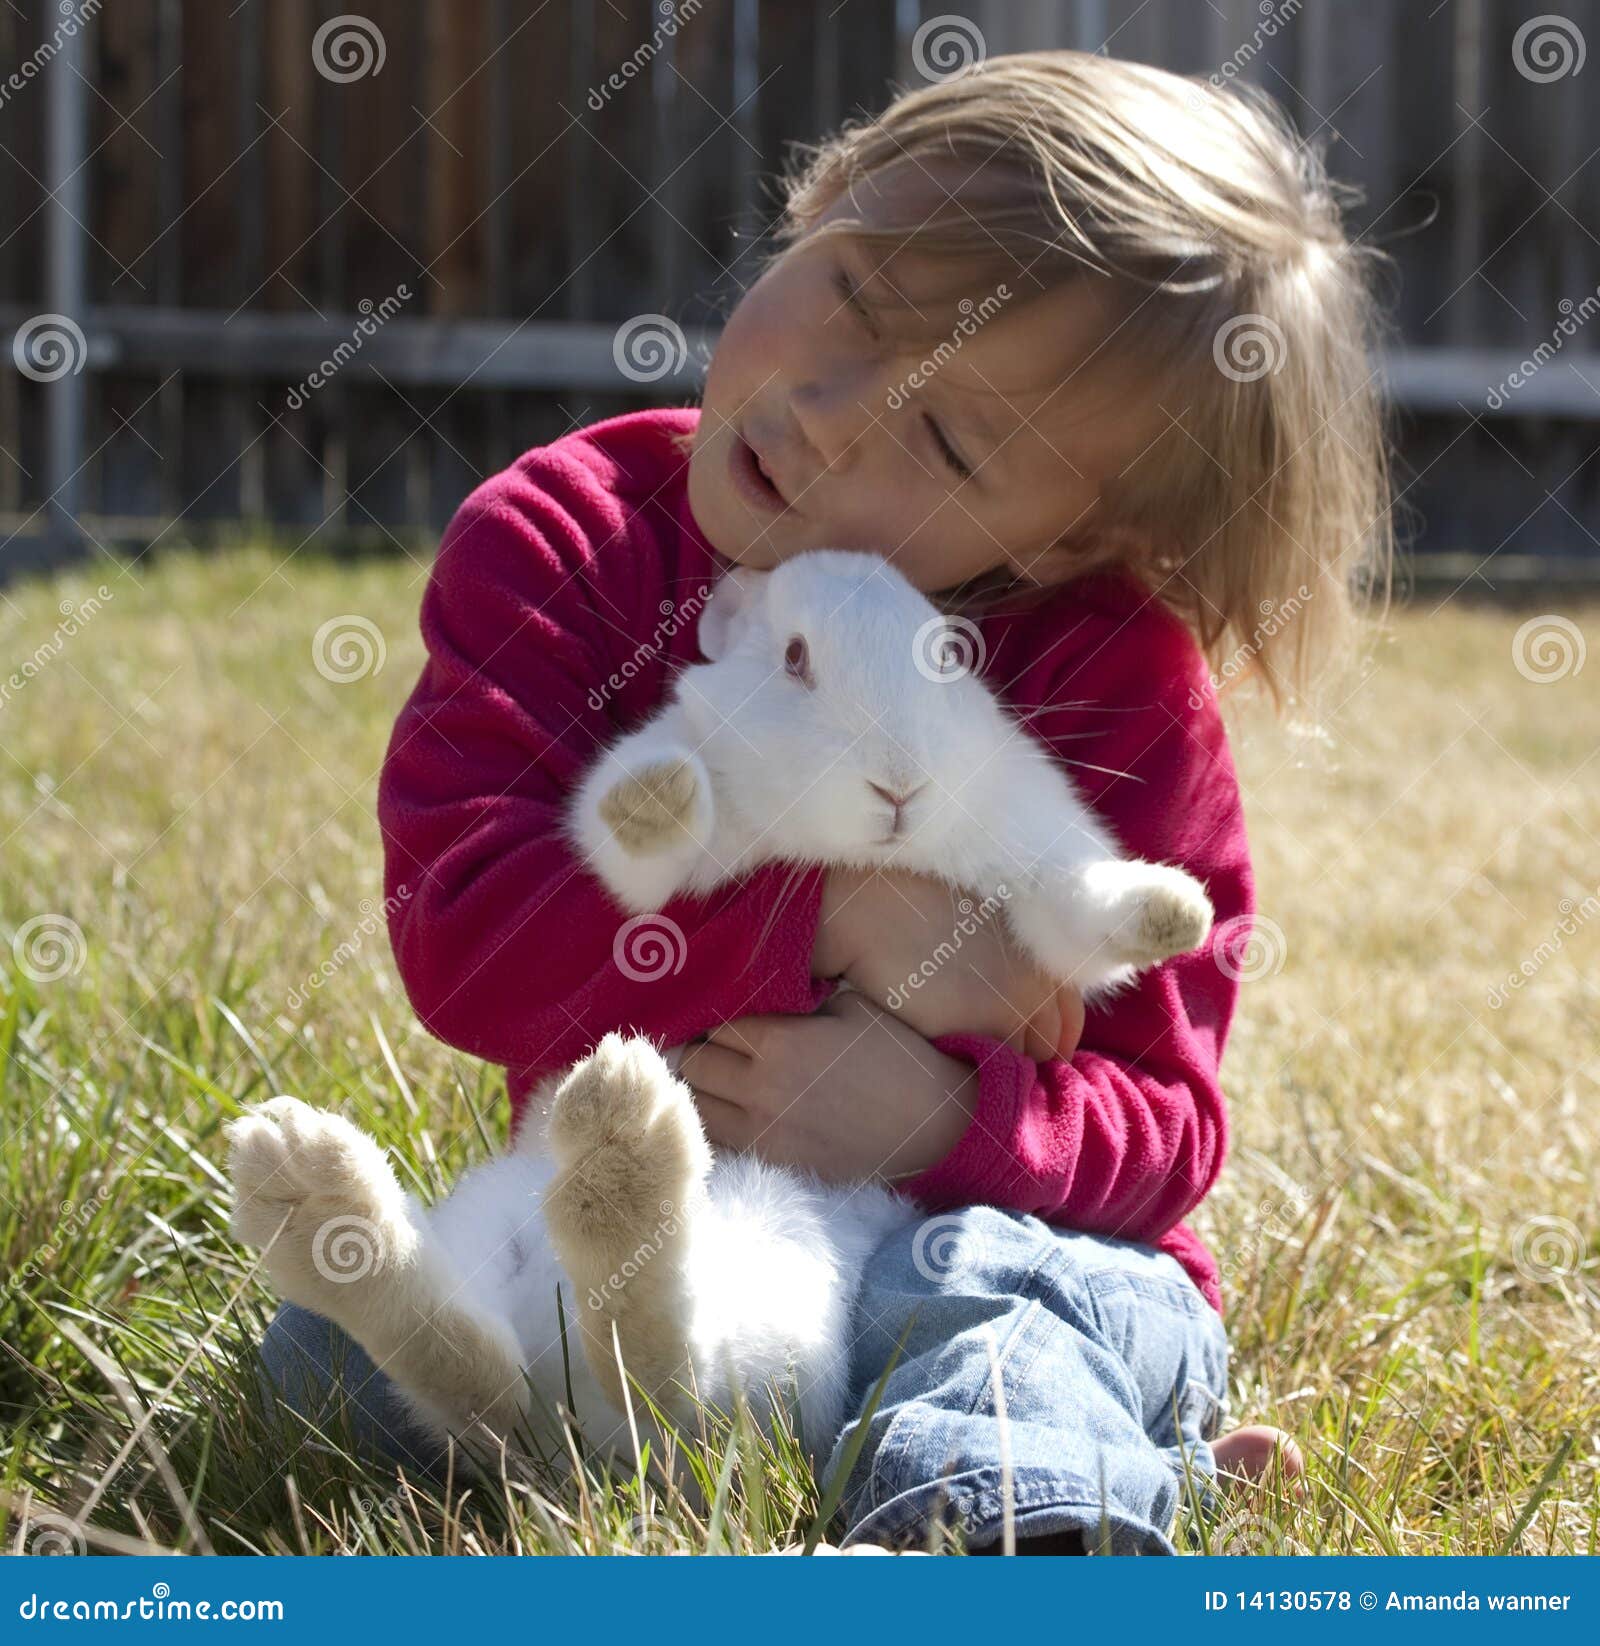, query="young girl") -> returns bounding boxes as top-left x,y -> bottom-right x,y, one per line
261,50 -> 1389,1553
